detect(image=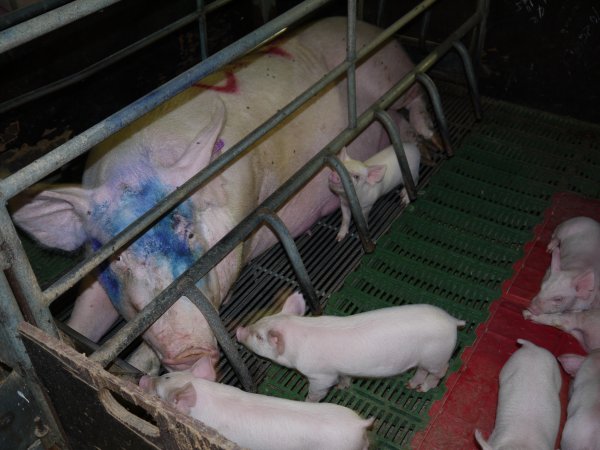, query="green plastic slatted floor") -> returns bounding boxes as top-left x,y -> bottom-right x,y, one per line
256,97 -> 600,449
